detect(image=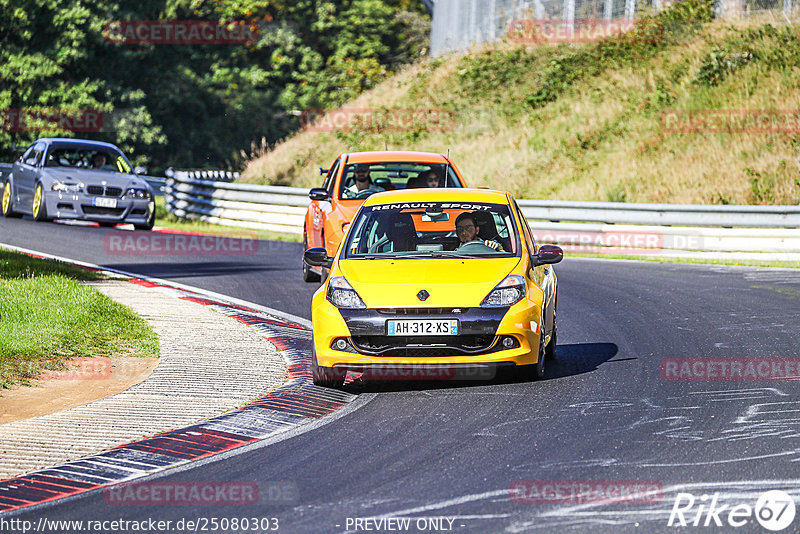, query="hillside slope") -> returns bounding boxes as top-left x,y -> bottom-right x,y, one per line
242,0 -> 800,205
